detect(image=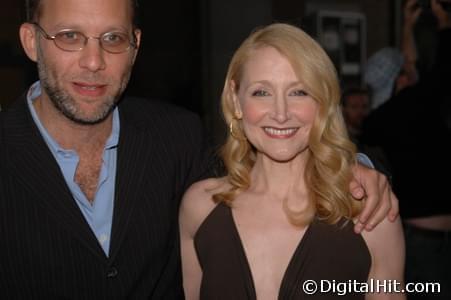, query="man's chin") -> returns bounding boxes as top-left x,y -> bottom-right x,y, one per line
61,108 -> 113,125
